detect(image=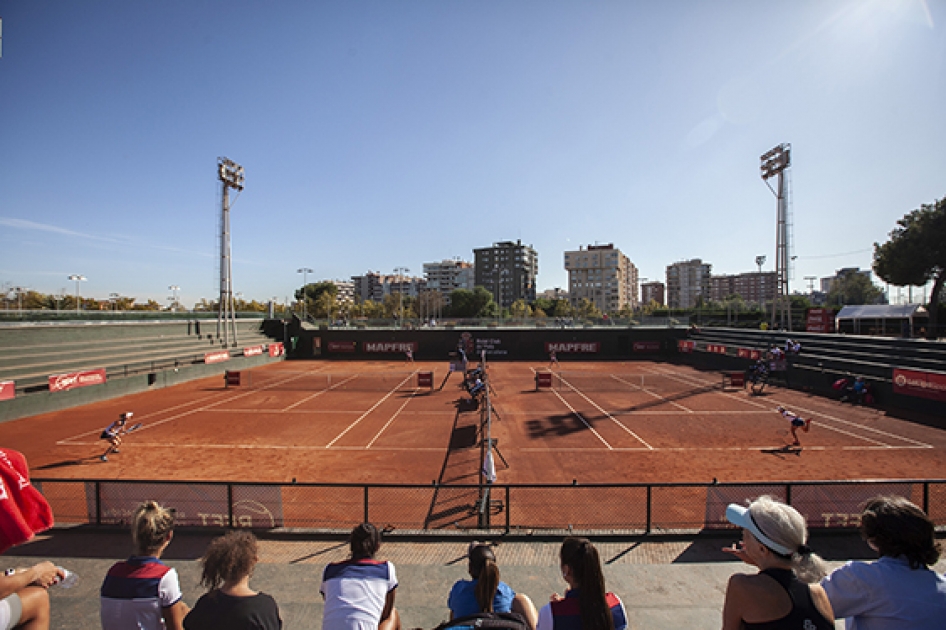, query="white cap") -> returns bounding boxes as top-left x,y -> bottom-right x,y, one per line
726,503 -> 793,556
